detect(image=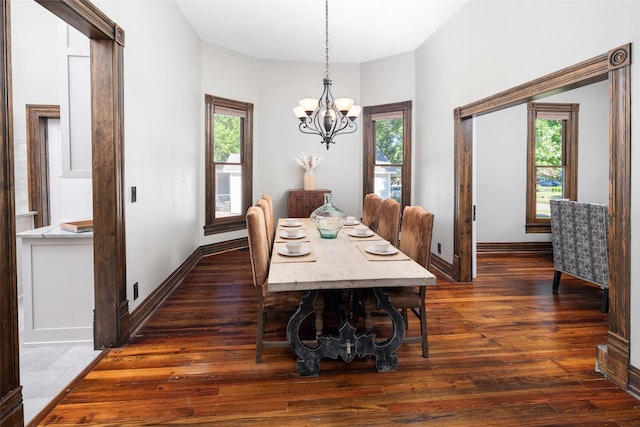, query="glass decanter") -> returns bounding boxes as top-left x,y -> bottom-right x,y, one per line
310,193 -> 347,239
